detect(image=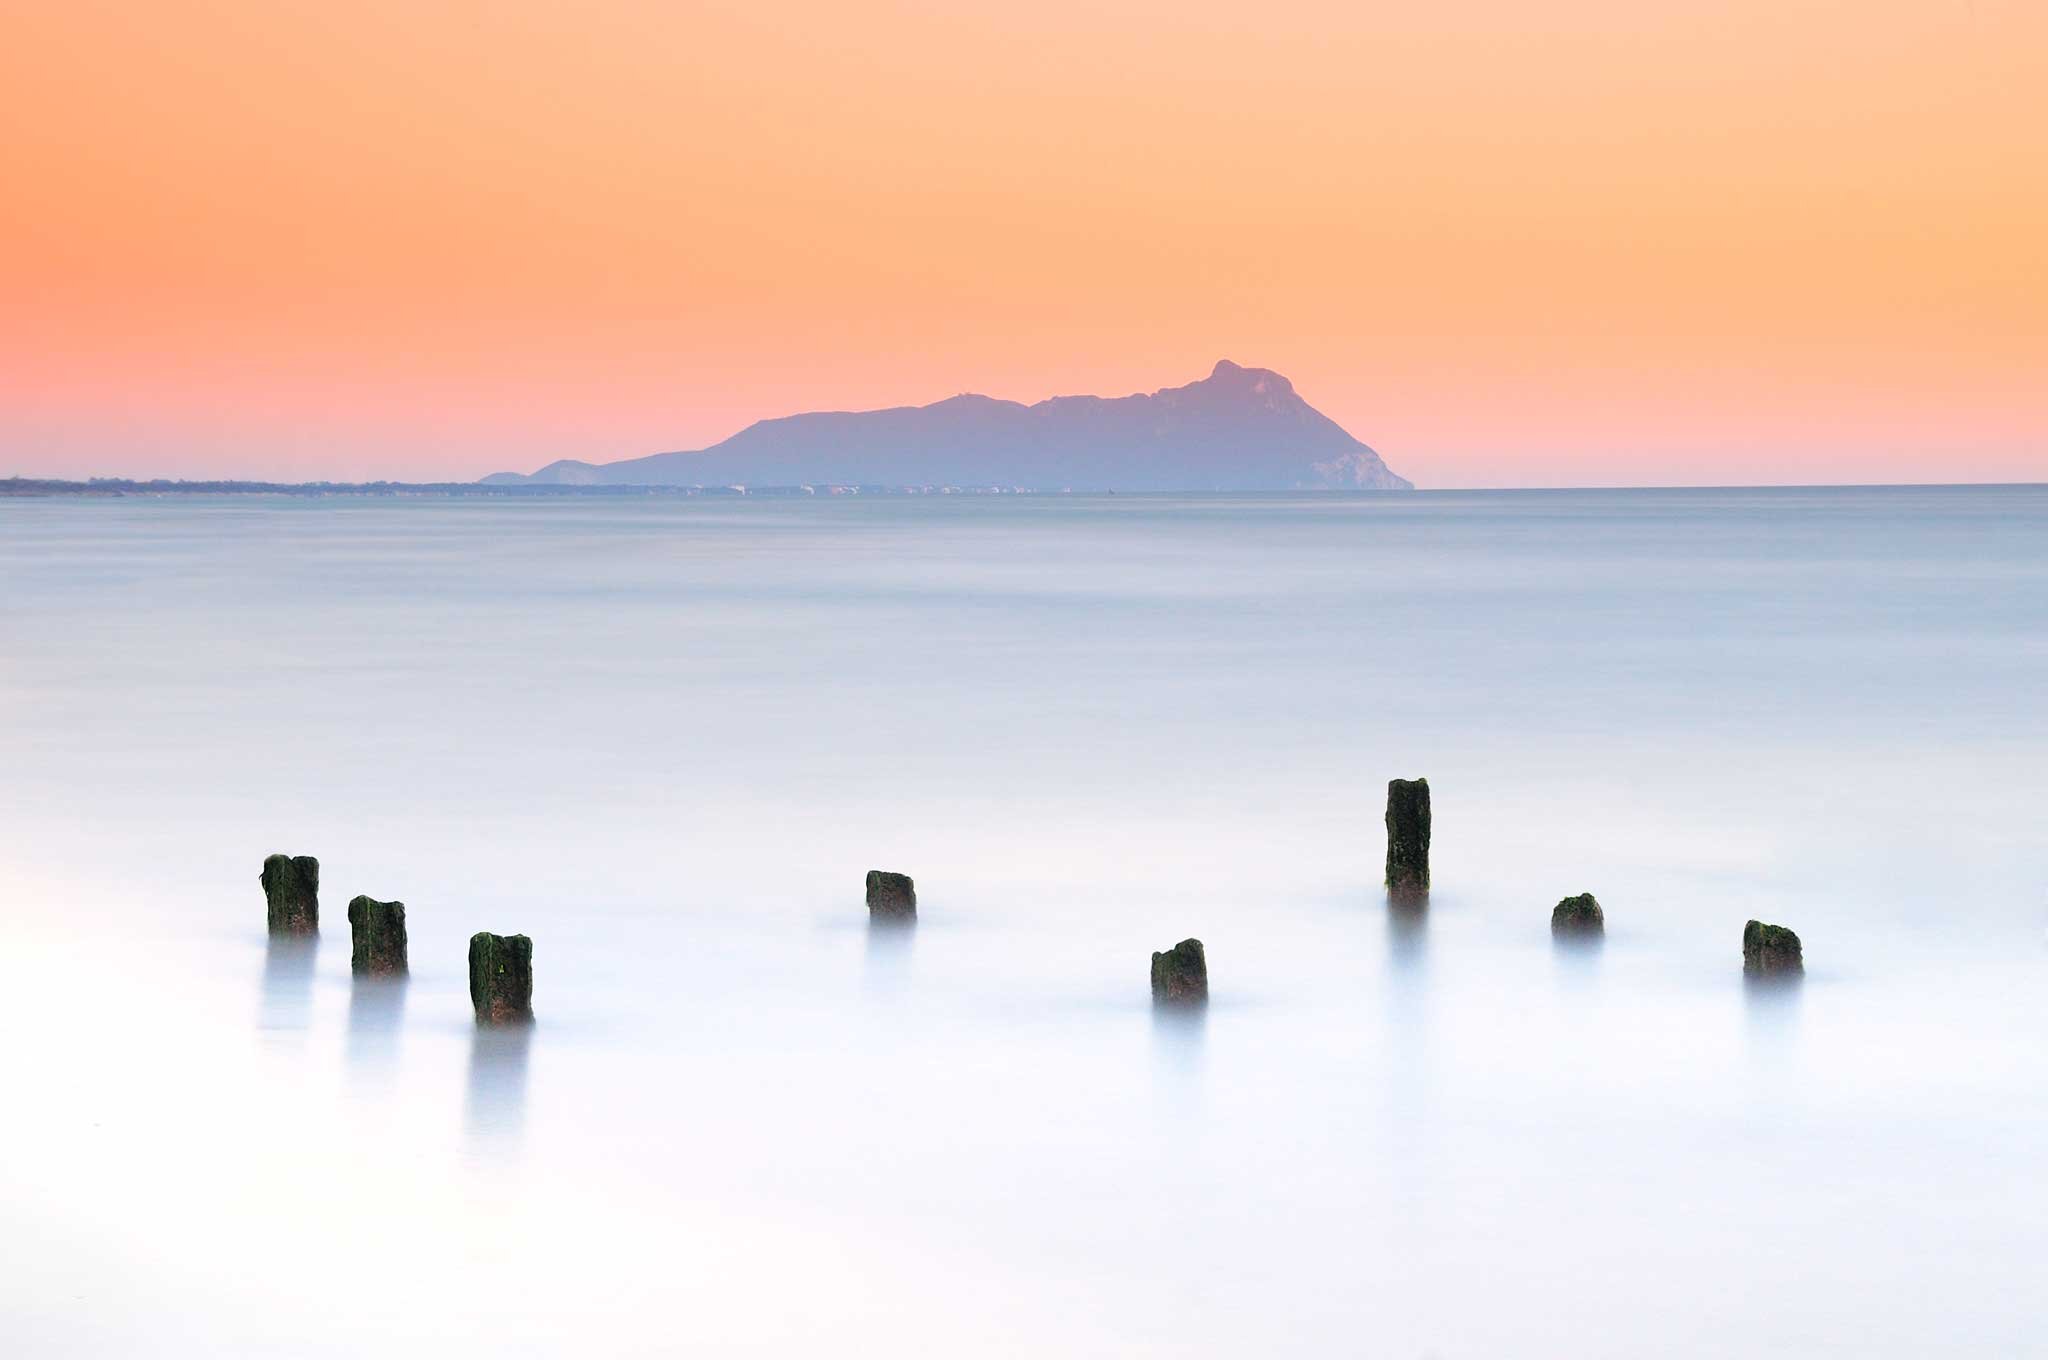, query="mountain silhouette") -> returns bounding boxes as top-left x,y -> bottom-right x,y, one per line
482,361 -> 1411,490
